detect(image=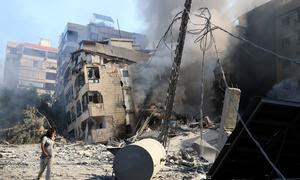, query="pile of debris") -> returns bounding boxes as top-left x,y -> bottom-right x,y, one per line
0,106 -> 47,144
